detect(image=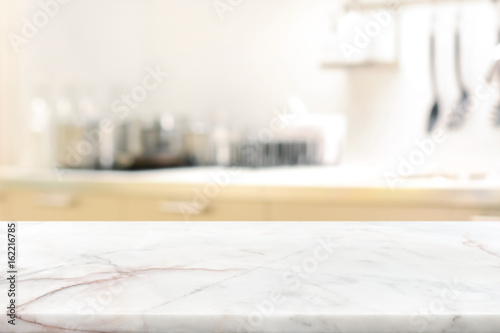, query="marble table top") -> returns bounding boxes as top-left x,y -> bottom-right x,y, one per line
1,222 -> 499,333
